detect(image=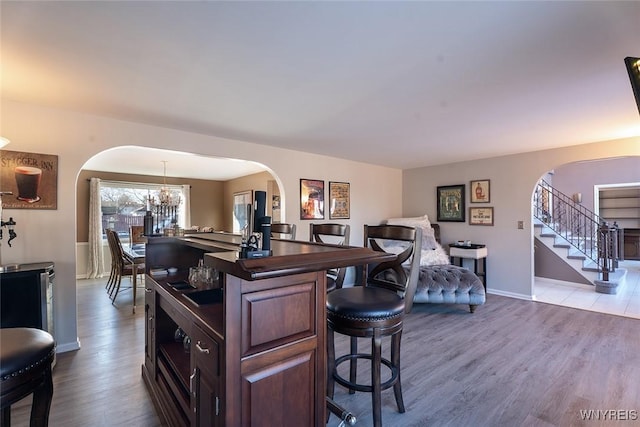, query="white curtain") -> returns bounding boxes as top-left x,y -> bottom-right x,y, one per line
86,177 -> 105,279
181,184 -> 191,228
